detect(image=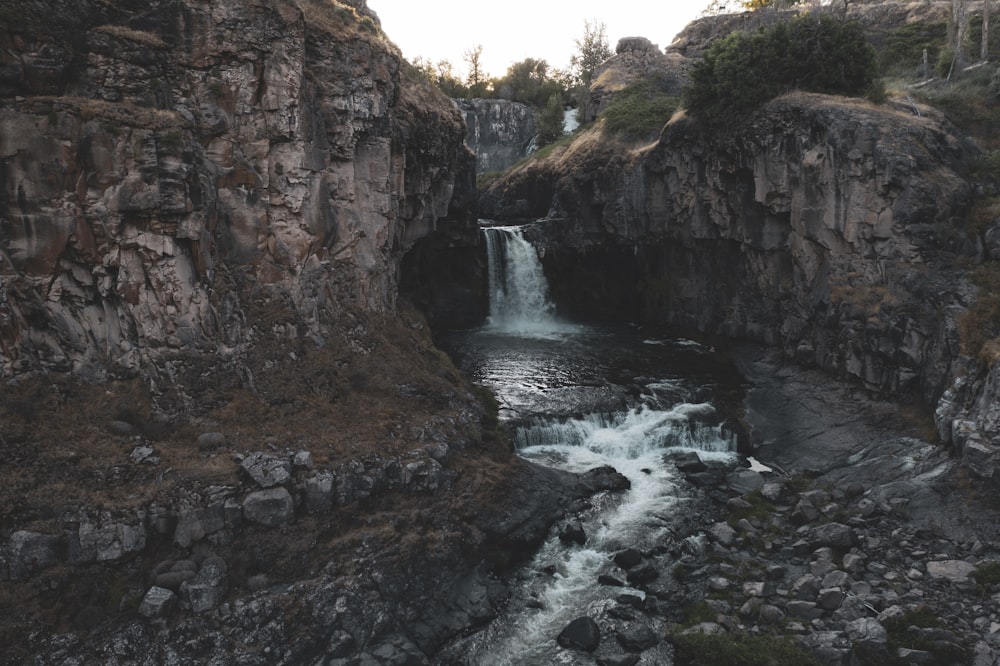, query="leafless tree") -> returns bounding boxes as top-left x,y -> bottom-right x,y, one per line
951,0 -> 970,78
464,45 -> 484,87
983,0 -> 992,61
